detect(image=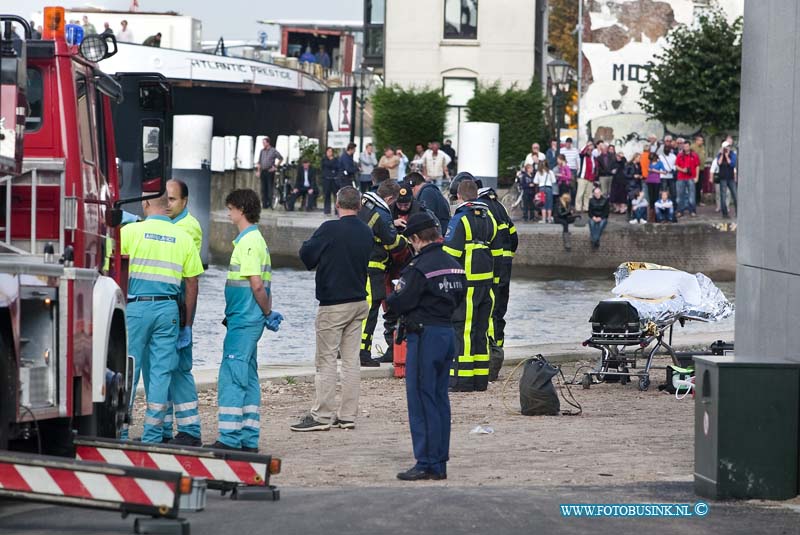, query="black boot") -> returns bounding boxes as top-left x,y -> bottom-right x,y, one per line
488,341 -> 504,382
